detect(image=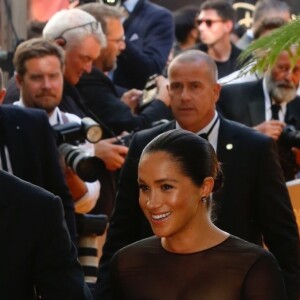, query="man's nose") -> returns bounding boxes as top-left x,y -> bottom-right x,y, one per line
83,62 -> 93,73
119,40 -> 126,51
42,77 -> 51,88
181,86 -> 191,101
